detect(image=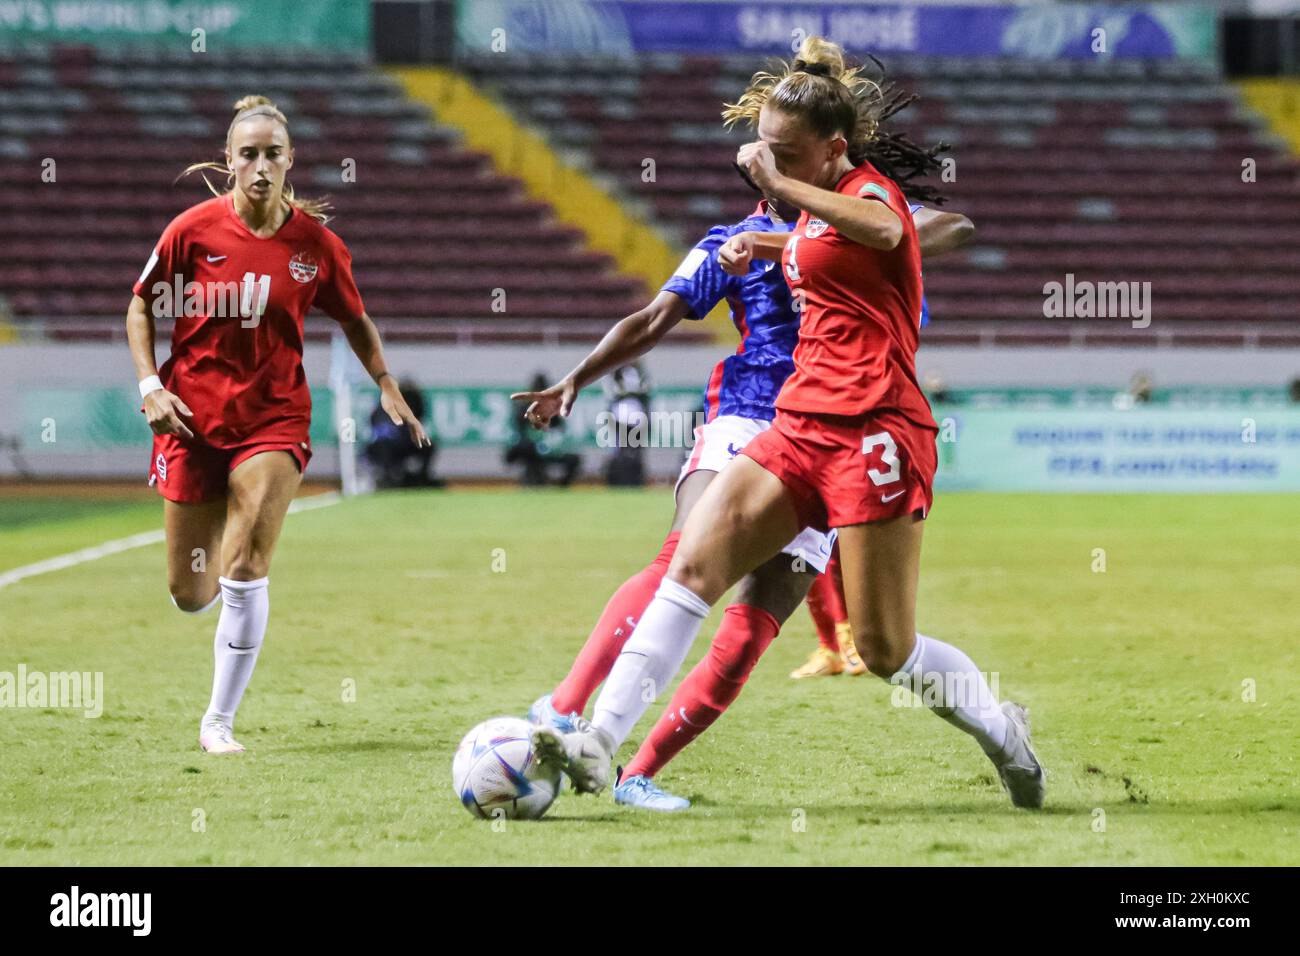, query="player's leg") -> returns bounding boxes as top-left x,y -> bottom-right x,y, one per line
616,553 -> 815,809
537,455 -> 800,793
164,499 -> 226,612
154,434 -> 227,612
537,468 -> 716,726
836,515 -> 1044,808
199,449 -> 302,753
825,547 -> 865,673
792,545 -> 855,678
